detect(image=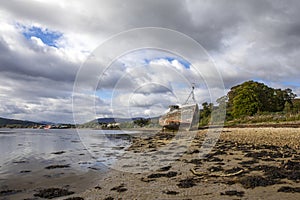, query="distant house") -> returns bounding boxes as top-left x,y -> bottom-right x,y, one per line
44,125 -> 52,129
